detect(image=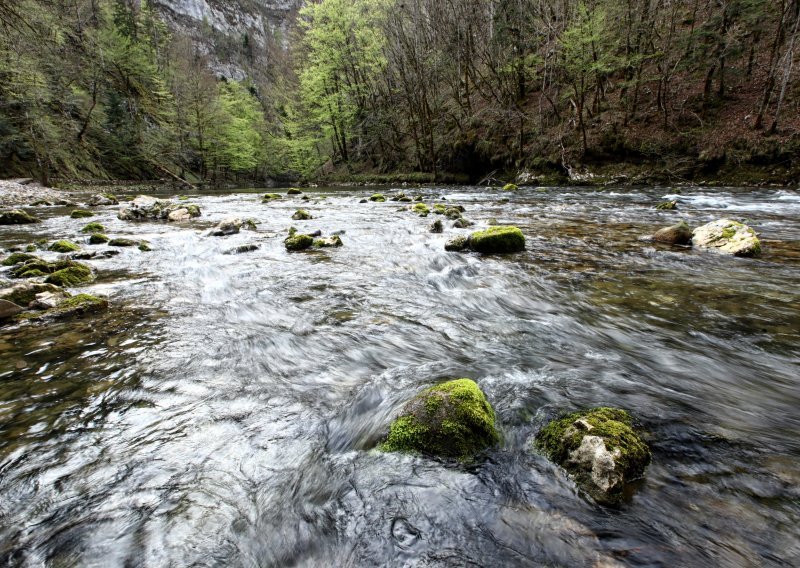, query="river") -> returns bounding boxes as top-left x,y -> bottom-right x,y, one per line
1,185 -> 798,566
